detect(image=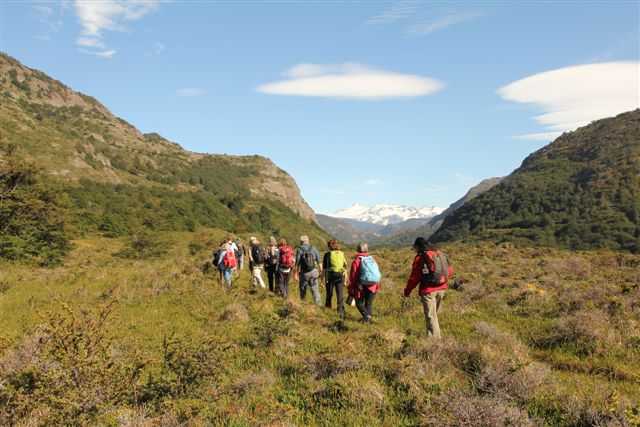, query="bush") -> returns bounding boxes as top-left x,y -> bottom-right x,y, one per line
113,232 -> 171,259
